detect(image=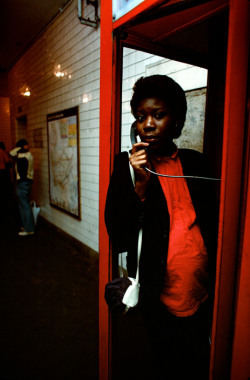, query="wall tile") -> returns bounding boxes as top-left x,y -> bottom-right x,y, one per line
8,0 -> 100,251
